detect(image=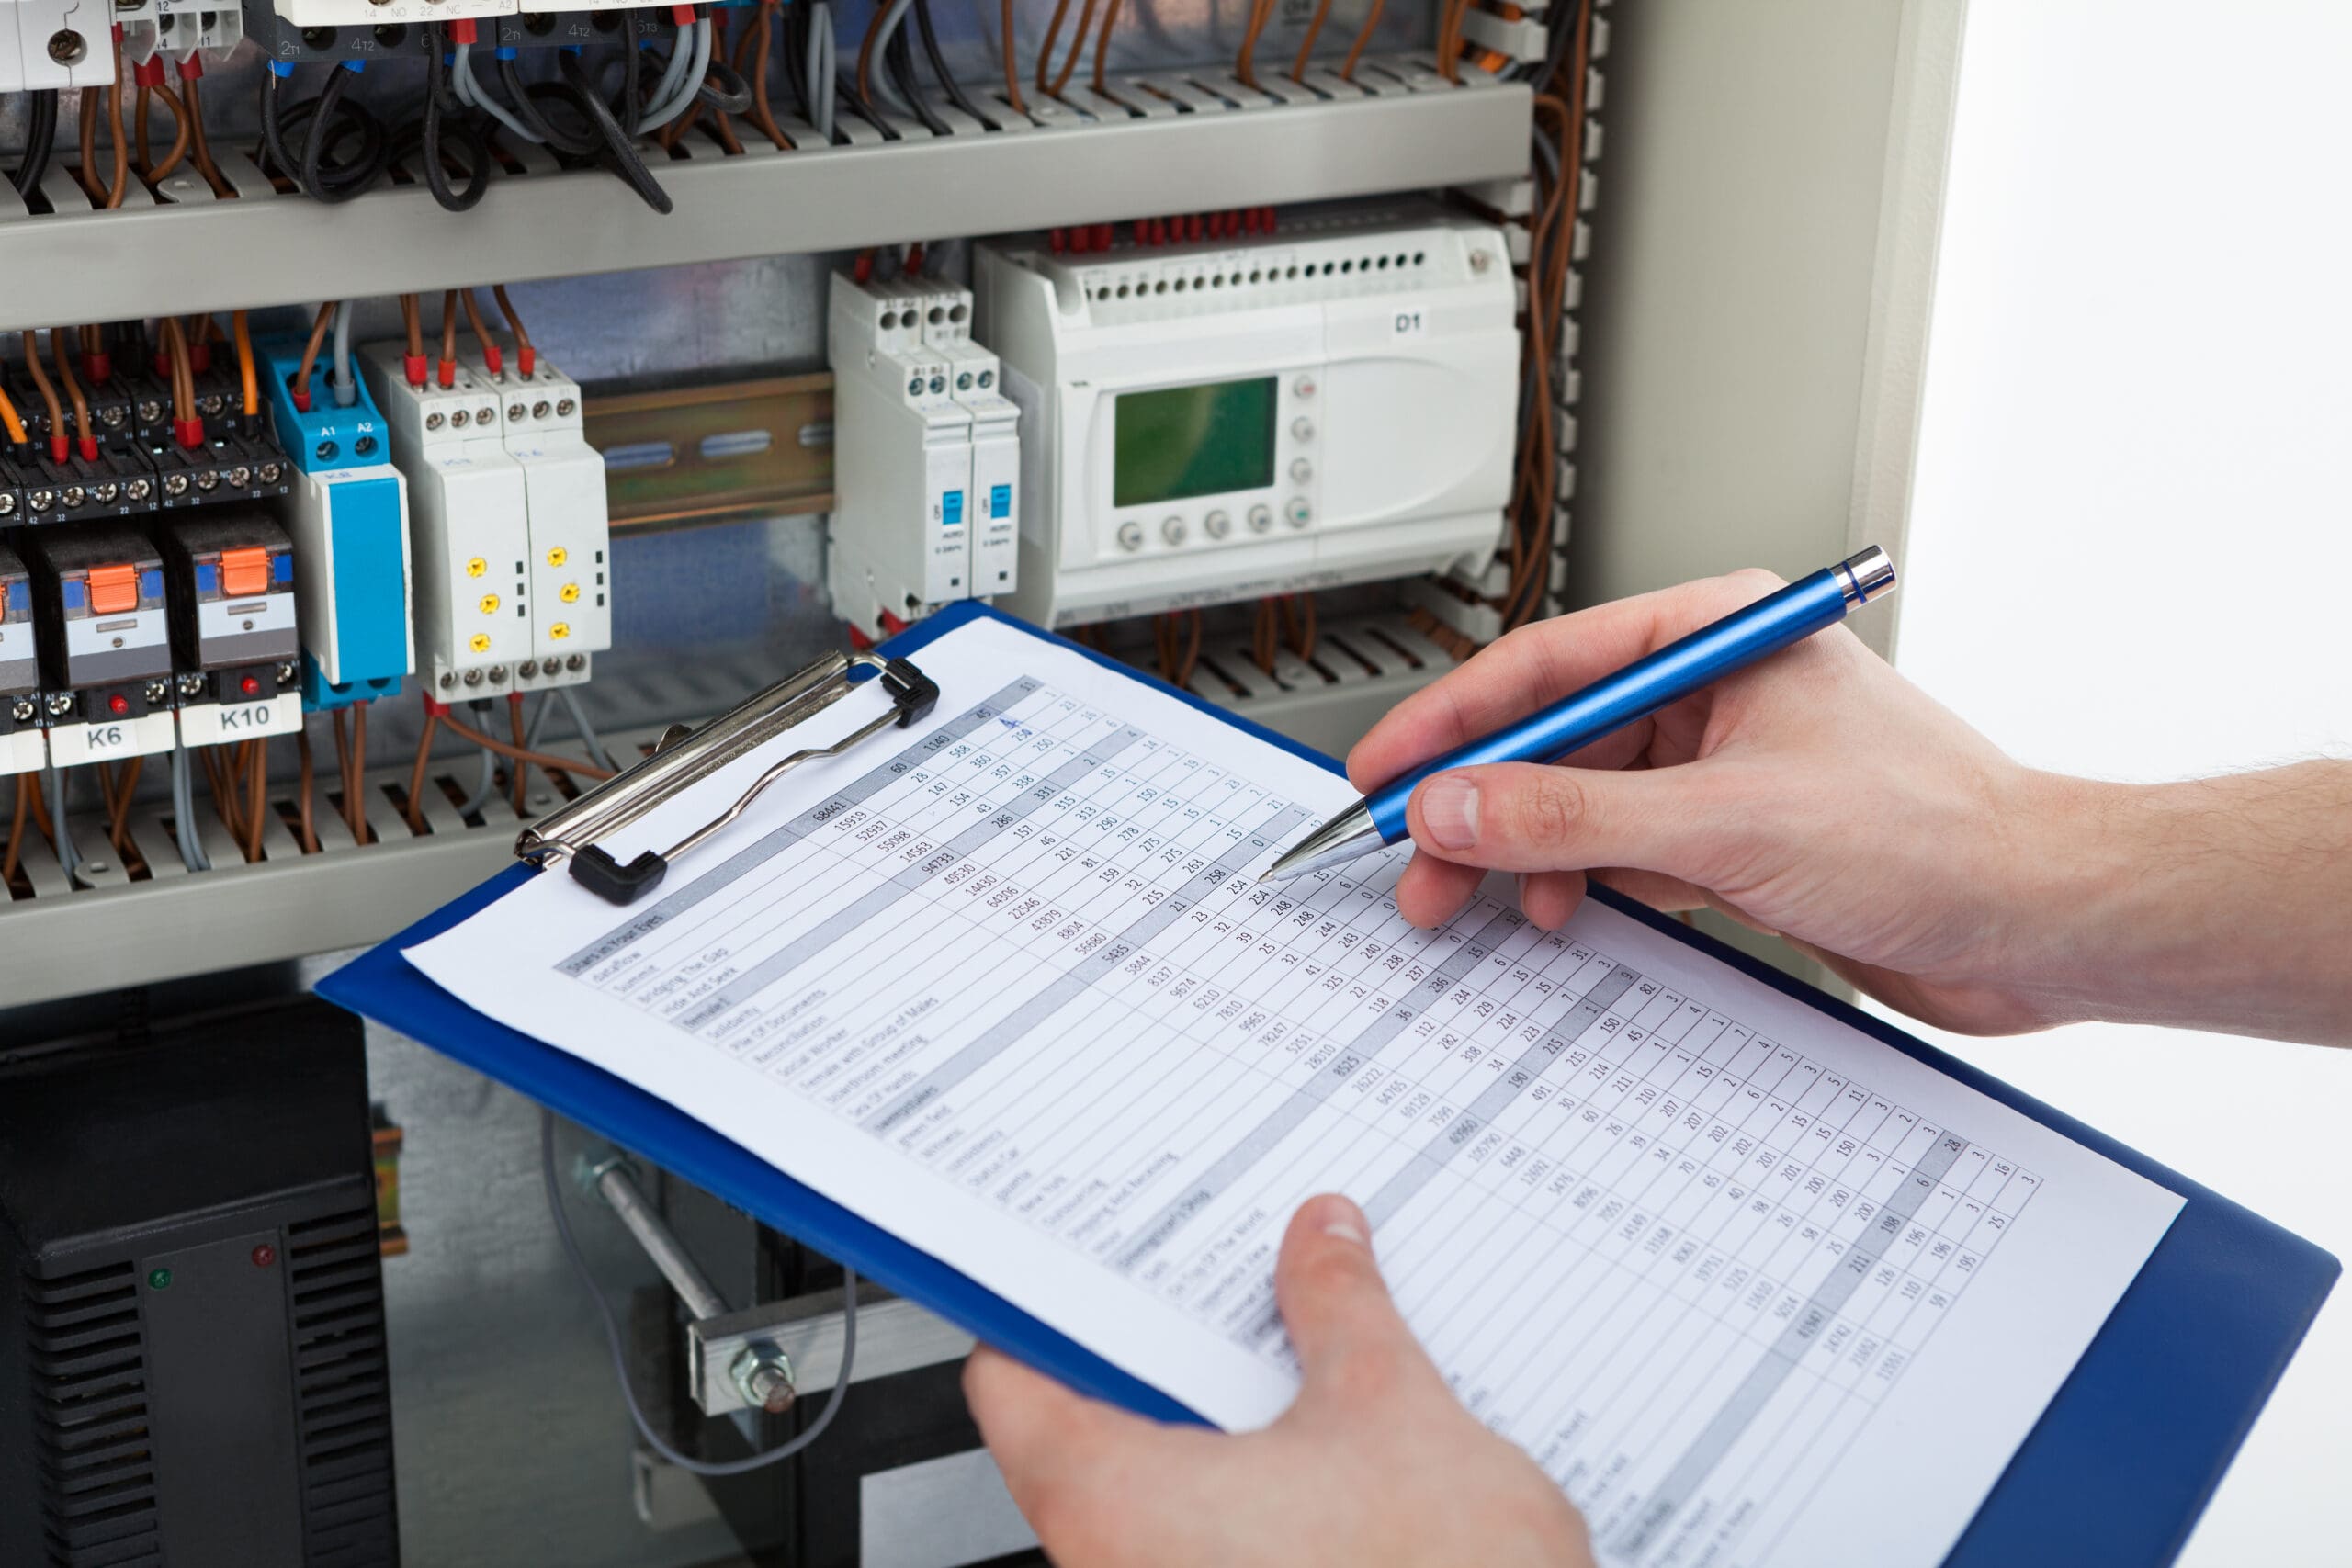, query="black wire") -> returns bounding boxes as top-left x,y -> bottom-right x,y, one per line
780,0 -> 815,126
842,70 -> 892,140
887,21 -> 950,135
913,0 -> 991,129
282,64 -> 390,204
558,48 -> 673,214
11,89 -> 57,197
695,55 -> 754,116
621,18 -> 647,134
406,23 -> 492,211
501,52 -> 602,155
